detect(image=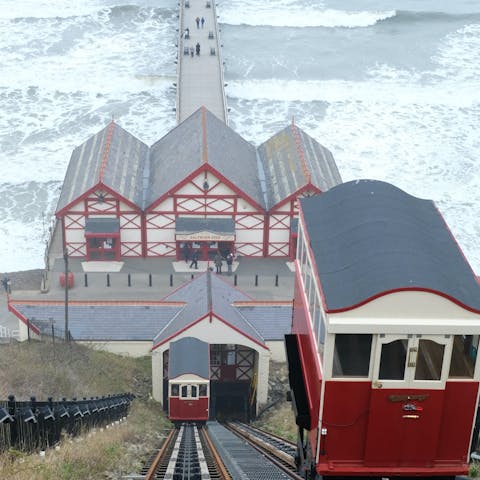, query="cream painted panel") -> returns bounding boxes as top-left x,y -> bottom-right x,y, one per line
66,229 -> 85,243
268,229 -> 290,242
146,229 -> 175,242
272,203 -> 292,213
151,348 -> 164,403
266,341 -> 286,362
151,197 -> 174,212
237,201 -> 260,213
121,229 -> 141,242
235,229 -> 263,242
170,374 -> 208,382
335,290 -> 480,320
69,202 -> 85,212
